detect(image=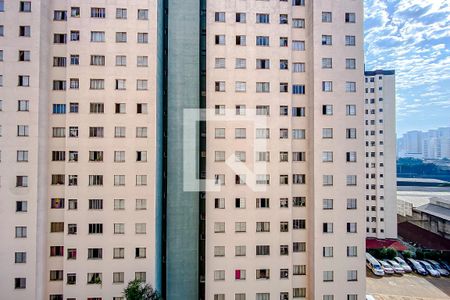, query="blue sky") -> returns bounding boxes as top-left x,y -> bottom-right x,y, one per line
364,0 -> 450,136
